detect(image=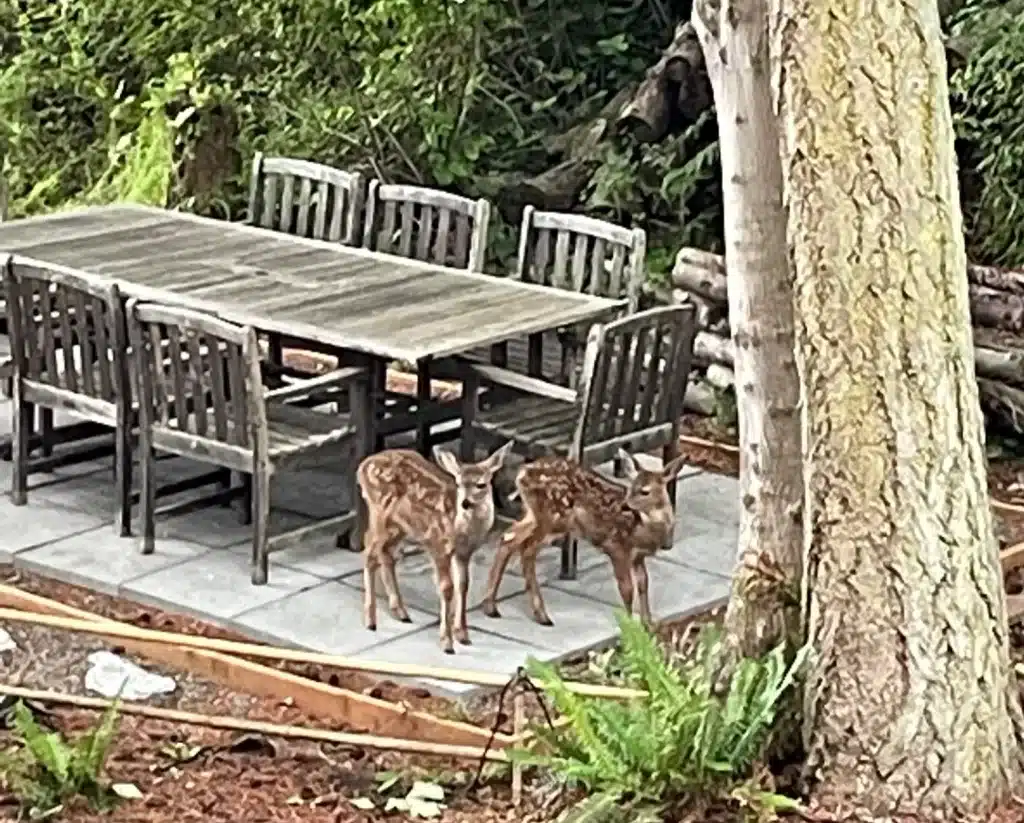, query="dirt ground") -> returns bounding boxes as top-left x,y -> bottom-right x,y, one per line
4,416 -> 1024,822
